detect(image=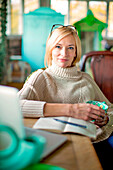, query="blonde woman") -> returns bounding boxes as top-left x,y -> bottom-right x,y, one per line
18,24 -> 113,127
18,25 -> 113,168
18,25 -> 110,124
